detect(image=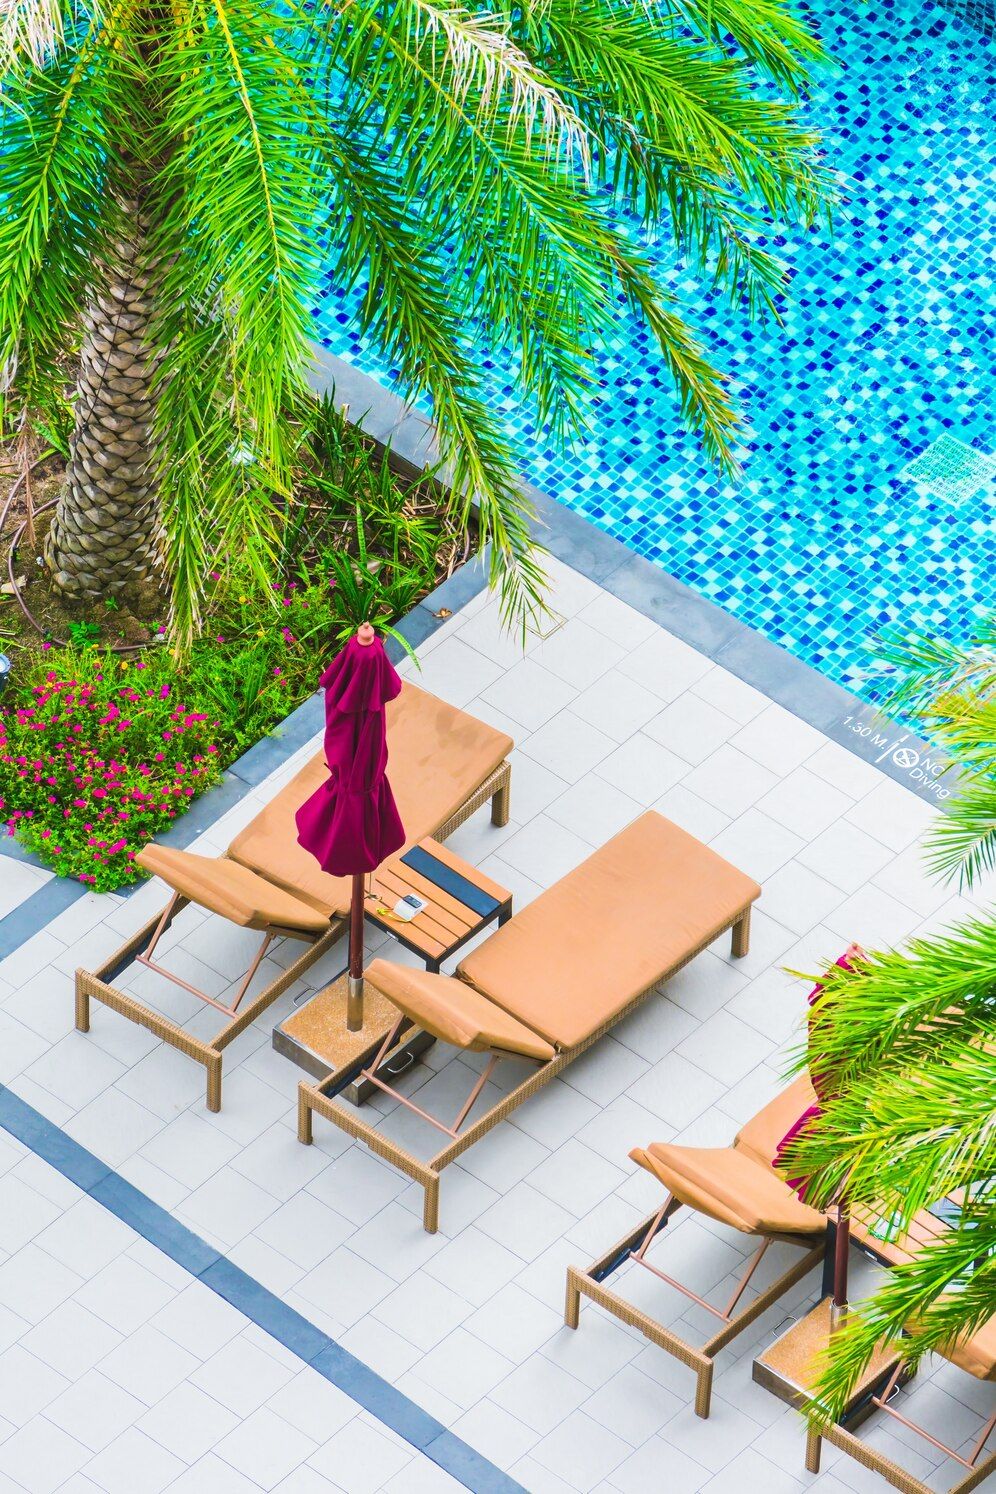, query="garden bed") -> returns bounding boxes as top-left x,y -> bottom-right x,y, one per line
0,397 -> 470,890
